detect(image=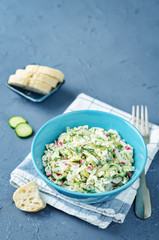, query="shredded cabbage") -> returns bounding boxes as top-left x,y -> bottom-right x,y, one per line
42,126 -> 135,193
